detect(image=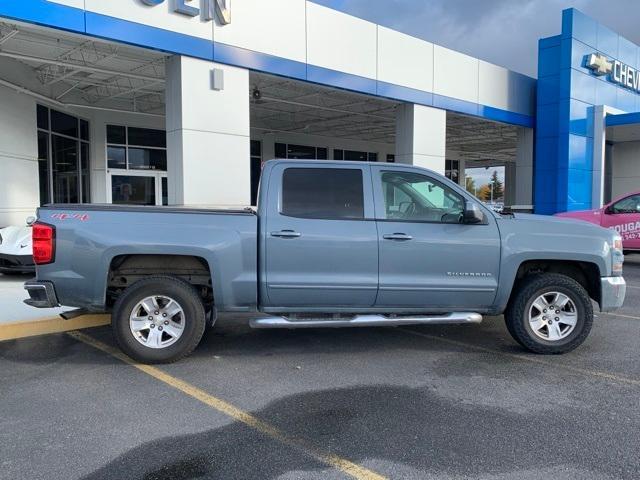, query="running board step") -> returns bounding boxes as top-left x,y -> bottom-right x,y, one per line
250,312 -> 482,329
